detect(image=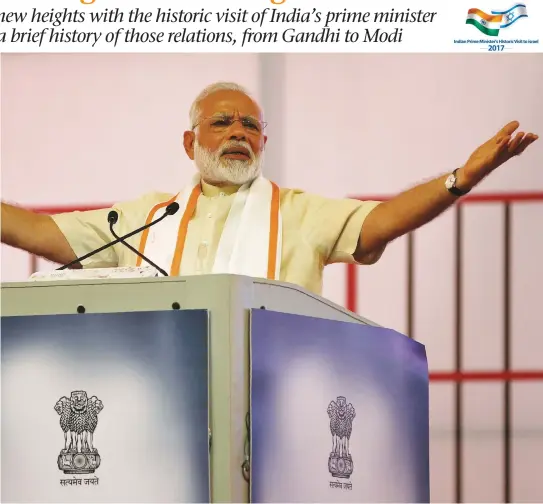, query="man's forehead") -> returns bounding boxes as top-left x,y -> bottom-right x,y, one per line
199,90 -> 262,118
